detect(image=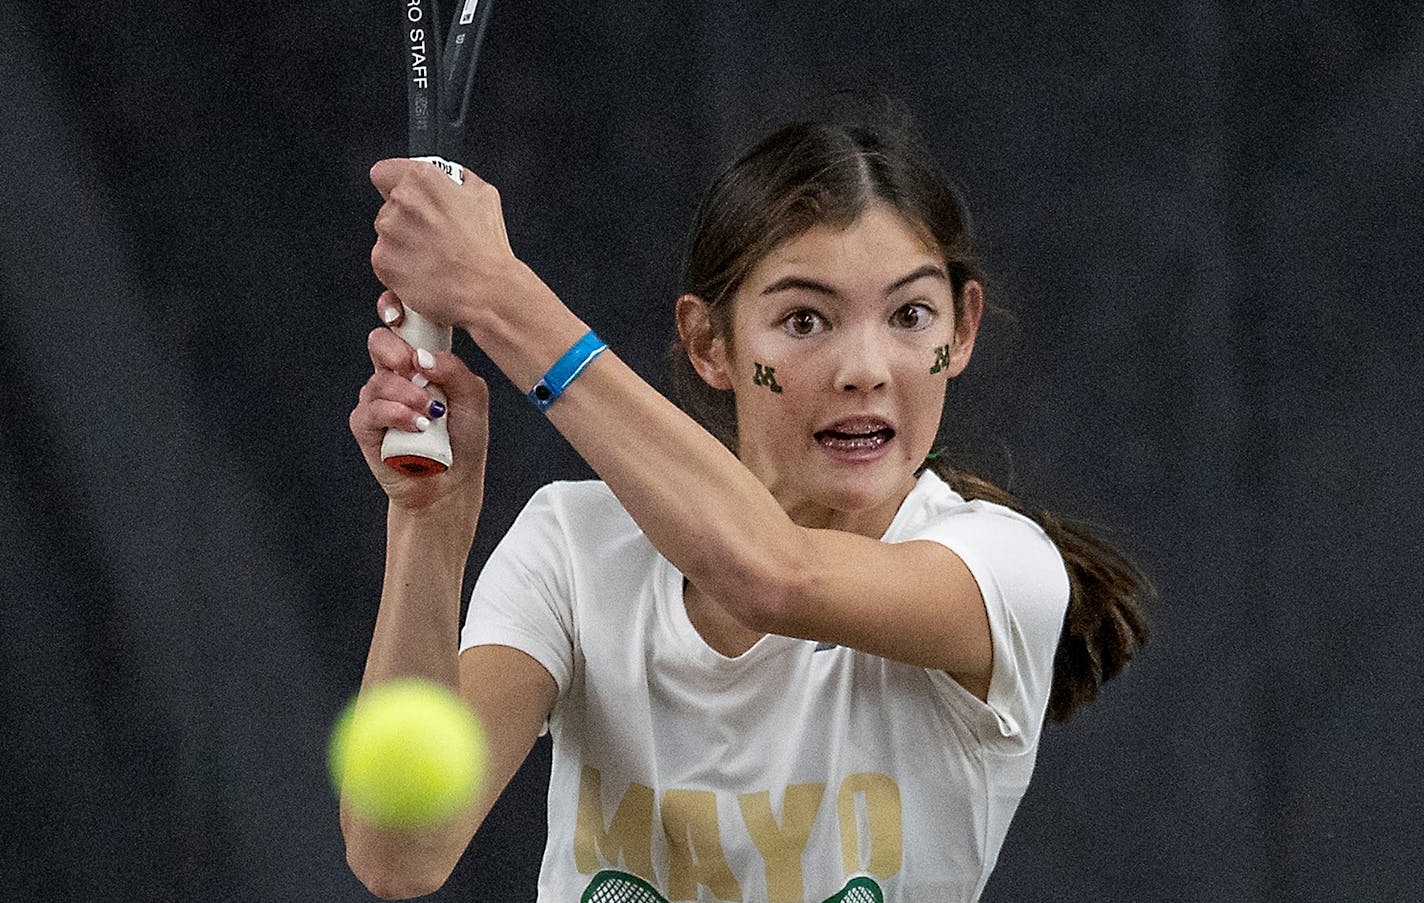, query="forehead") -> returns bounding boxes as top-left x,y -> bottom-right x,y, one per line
746,203 -> 942,291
